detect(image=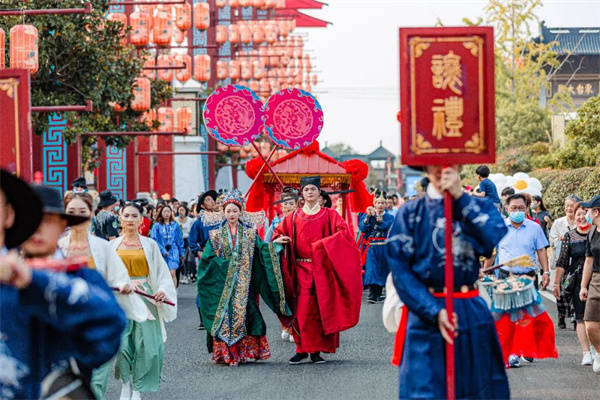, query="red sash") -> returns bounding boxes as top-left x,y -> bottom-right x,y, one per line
391,289 -> 479,367
359,237 -> 386,266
